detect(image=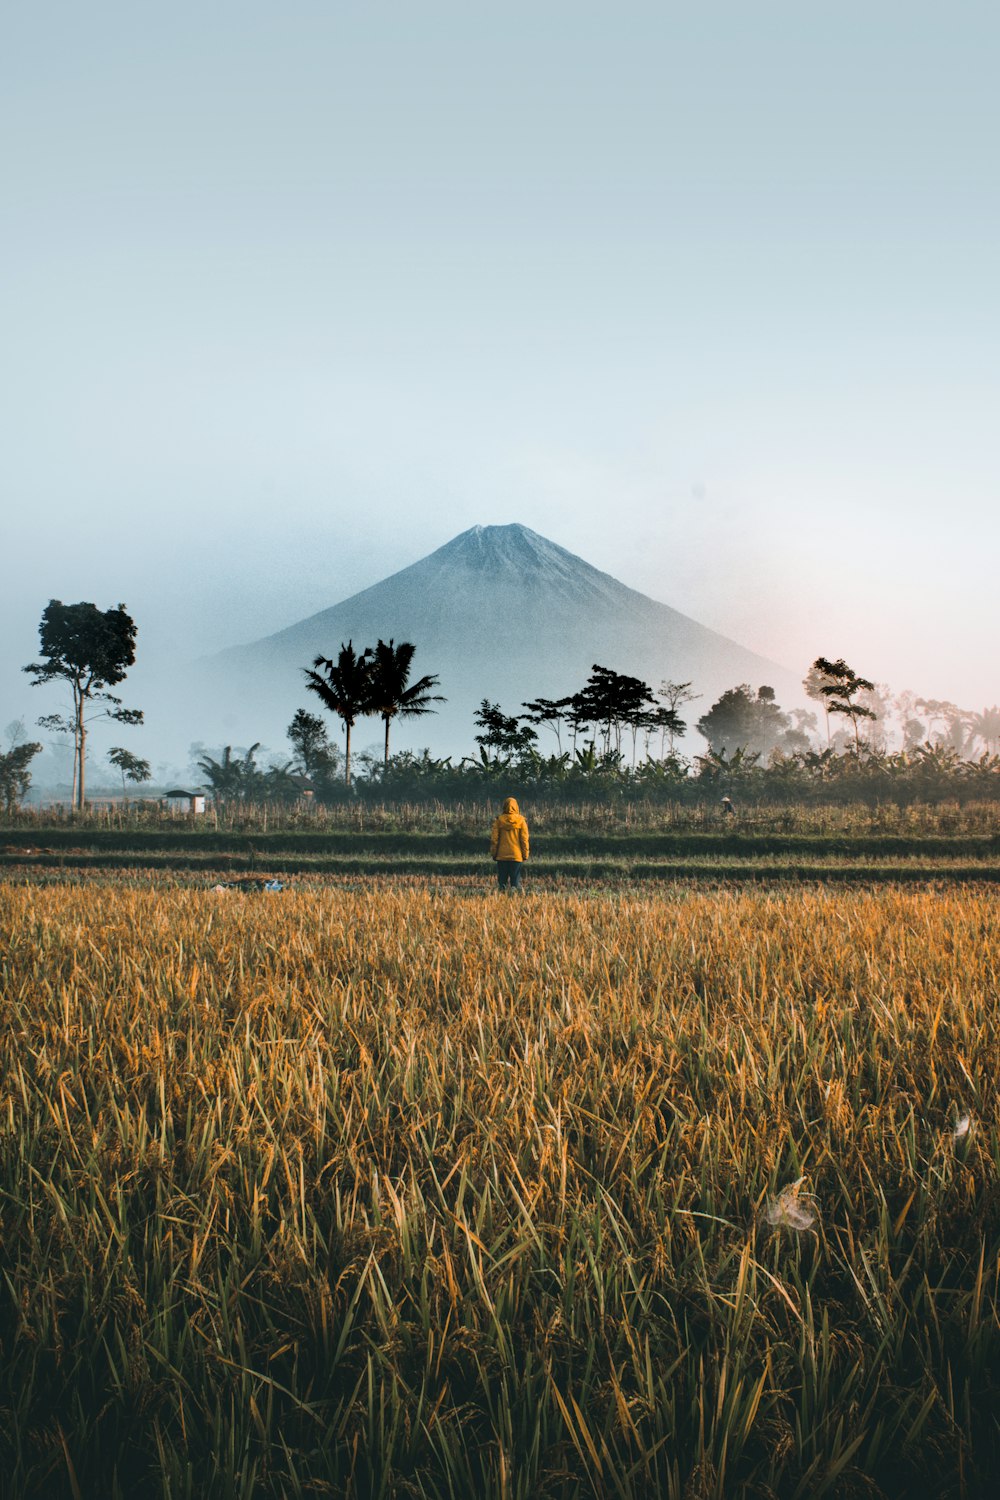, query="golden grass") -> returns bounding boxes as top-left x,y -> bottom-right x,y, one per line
0,881 -> 998,1497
